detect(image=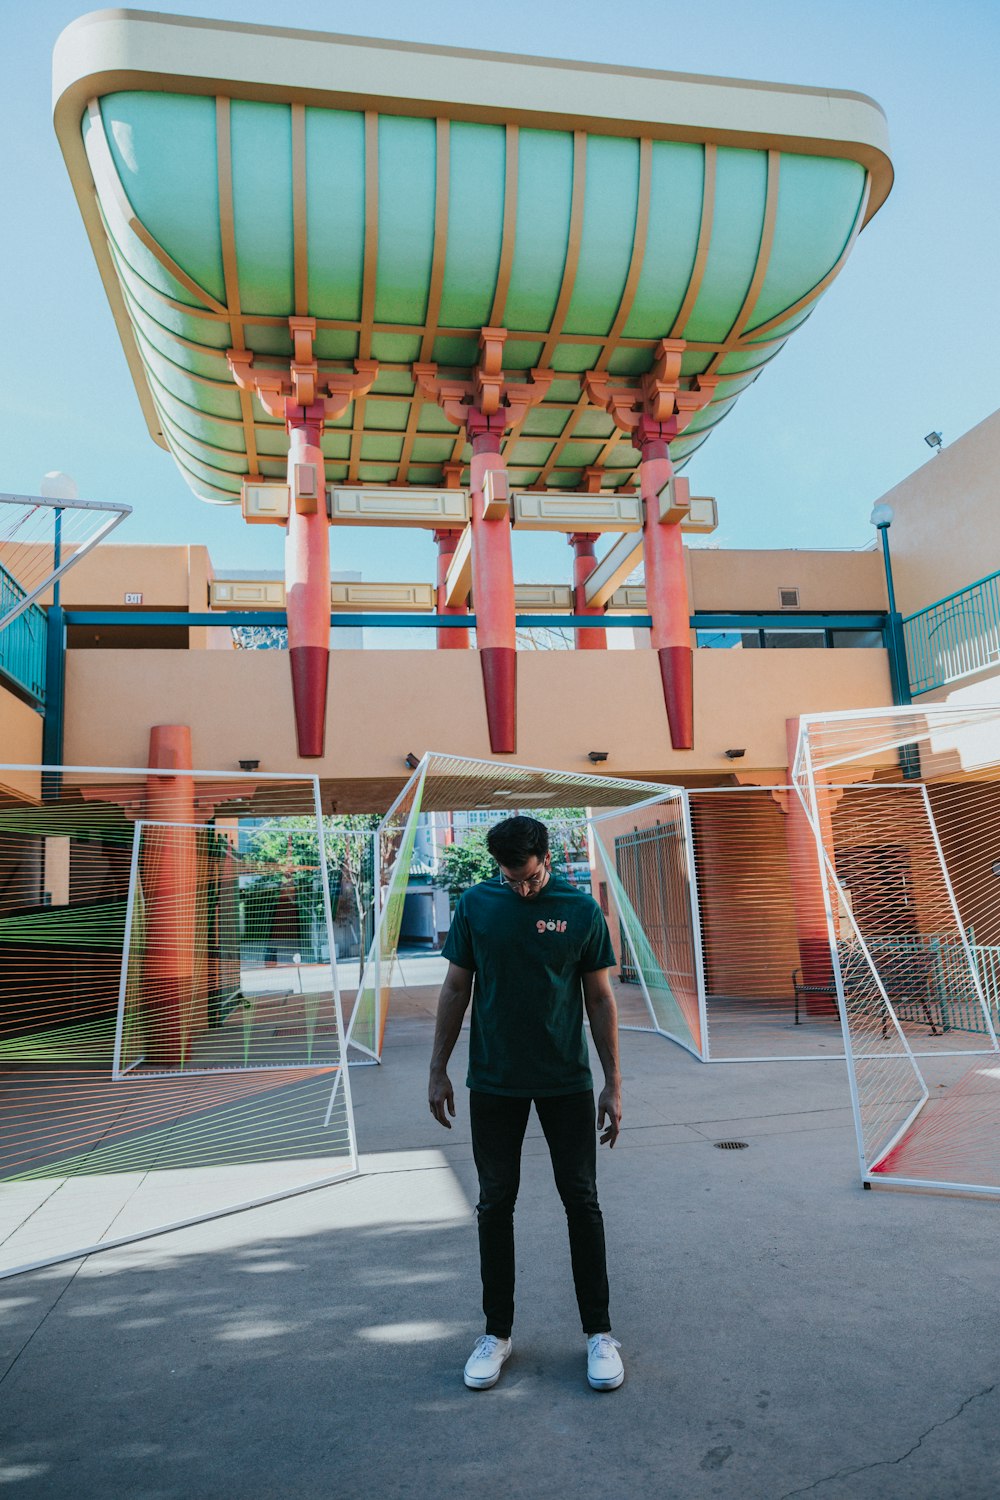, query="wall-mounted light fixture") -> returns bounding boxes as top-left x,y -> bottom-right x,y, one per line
238,759 -> 260,772
588,751 -> 609,764
924,431 -> 943,453
404,752 -> 420,770
724,748 -> 746,760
